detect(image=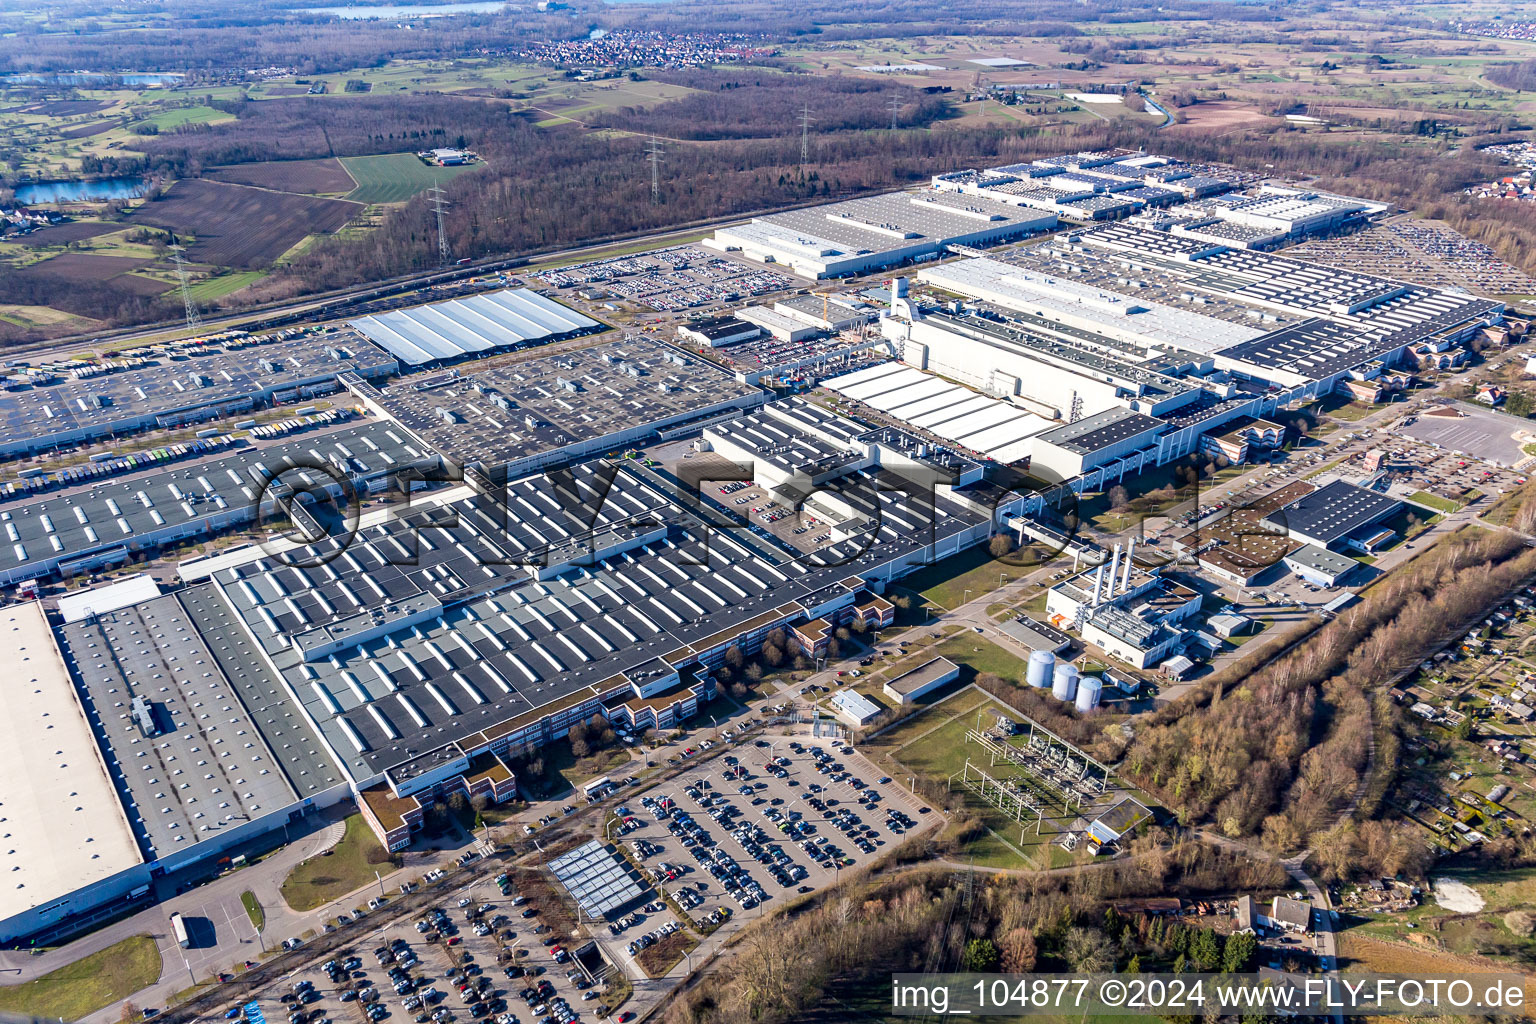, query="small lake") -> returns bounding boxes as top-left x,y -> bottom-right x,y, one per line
15,176 -> 151,204
1,72 -> 184,86
301,1 -> 507,17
